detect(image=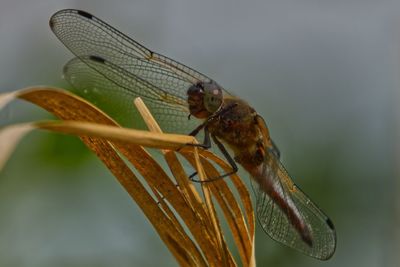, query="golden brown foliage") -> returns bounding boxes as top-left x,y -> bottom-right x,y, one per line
0,87 -> 255,267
